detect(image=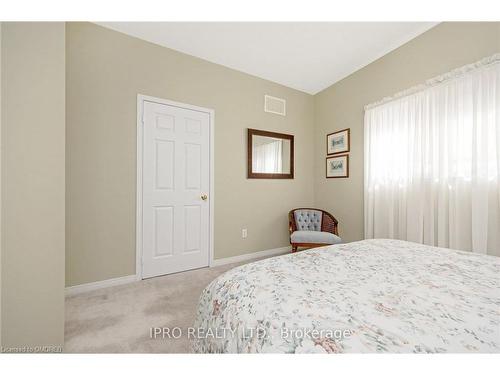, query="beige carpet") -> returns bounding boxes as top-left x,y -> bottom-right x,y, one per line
65,257 -> 271,353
